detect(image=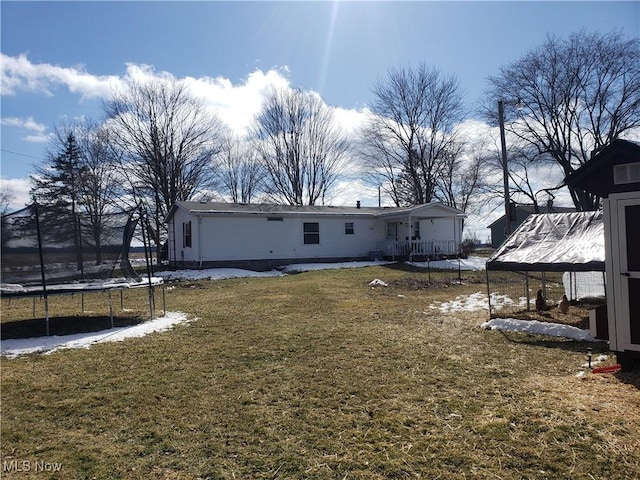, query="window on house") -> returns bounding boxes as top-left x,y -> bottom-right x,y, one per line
303,222 -> 320,244
387,222 -> 398,238
267,217 -> 284,222
614,163 -> 640,185
345,222 -> 354,235
183,221 -> 192,248
414,221 -> 421,239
